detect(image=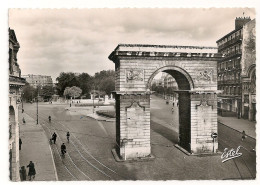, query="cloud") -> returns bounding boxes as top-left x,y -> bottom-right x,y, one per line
9,8 -> 255,80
